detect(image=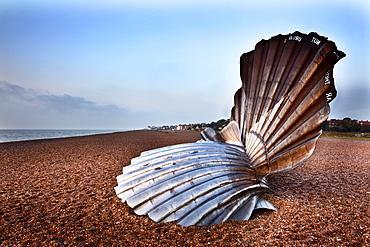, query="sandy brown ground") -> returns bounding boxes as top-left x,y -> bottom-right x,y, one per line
1,130 -> 369,246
